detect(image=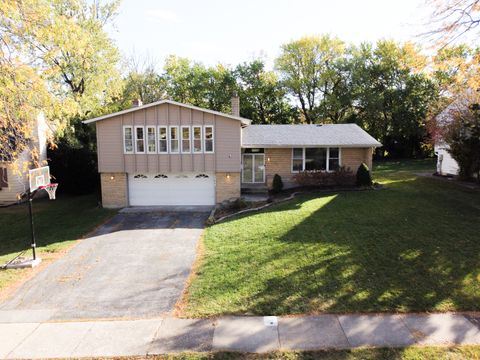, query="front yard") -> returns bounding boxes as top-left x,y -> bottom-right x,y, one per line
182,159 -> 480,317
0,194 -> 114,294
